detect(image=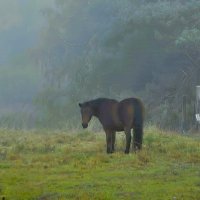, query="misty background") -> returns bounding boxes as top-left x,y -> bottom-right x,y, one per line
1,0 -> 200,130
